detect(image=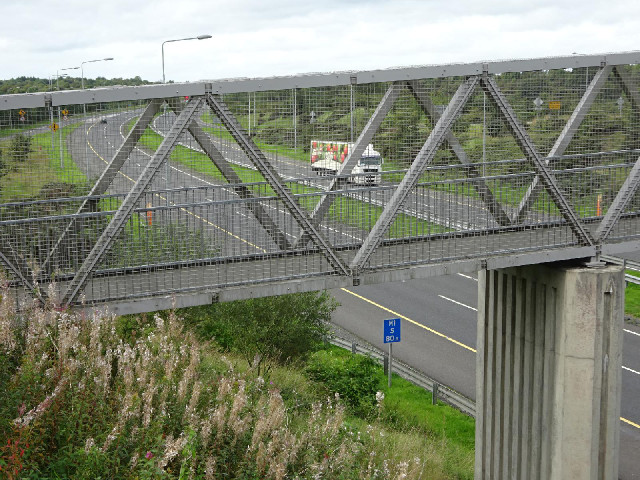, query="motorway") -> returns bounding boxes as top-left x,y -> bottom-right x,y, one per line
75,108 -> 639,477
330,274 -> 640,479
